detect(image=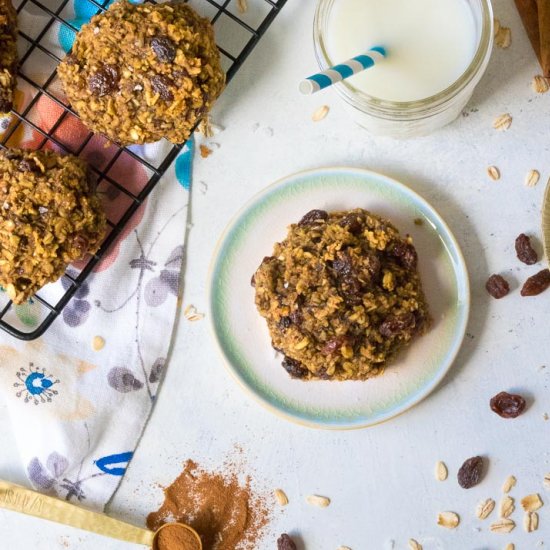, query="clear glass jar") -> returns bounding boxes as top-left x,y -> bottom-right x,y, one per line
313,0 -> 494,138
